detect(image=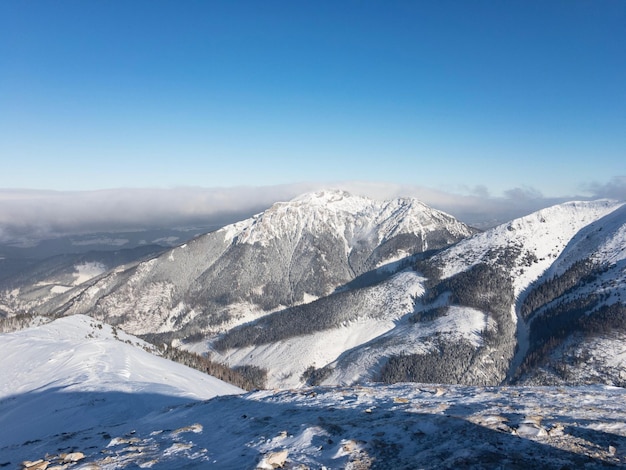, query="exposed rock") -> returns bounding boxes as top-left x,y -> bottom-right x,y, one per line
21,460 -> 49,470
515,417 -> 547,438
171,423 -> 203,435
62,452 -> 84,463
548,423 -> 565,437
260,449 -> 289,468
